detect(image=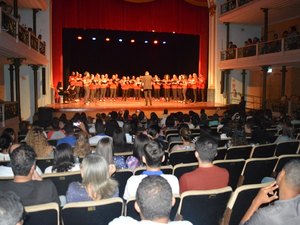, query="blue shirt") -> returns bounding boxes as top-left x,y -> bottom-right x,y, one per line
57,135 -> 77,147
